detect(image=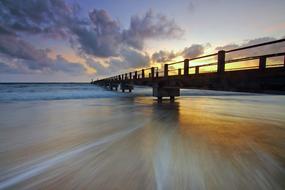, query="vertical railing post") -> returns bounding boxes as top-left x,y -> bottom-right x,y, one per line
283,56 -> 285,68
151,67 -> 155,78
195,66 -> 199,74
184,59 -> 189,76
119,75 -> 121,80
259,56 -> 266,71
142,69 -> 145,78
156,71 -> 159,77
129,72 -> 132,79
134,71 -> 137,79
125,73 -> 128,80
217,50 -> 226,74
164,64 -> 168,77
178,68 -> 182,76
